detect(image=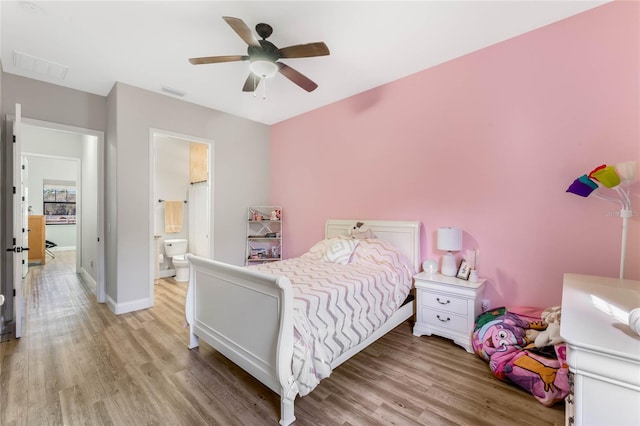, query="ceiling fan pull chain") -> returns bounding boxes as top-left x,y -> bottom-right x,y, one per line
253,74 -> 257,98
263,78 -> 267,100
